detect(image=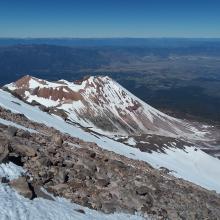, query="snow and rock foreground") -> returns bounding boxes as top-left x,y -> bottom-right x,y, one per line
0,113 -> 220,220
0,163 -> 144,220
1,75 -> 220,219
